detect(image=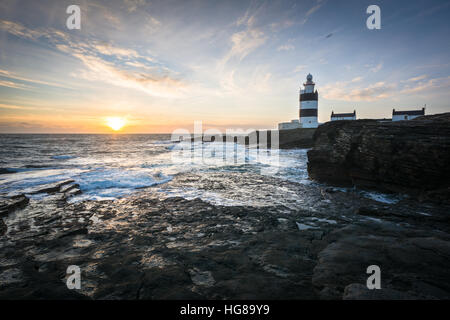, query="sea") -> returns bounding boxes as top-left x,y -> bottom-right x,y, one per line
0,134 -> 399,206
0,134 -> 310,201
